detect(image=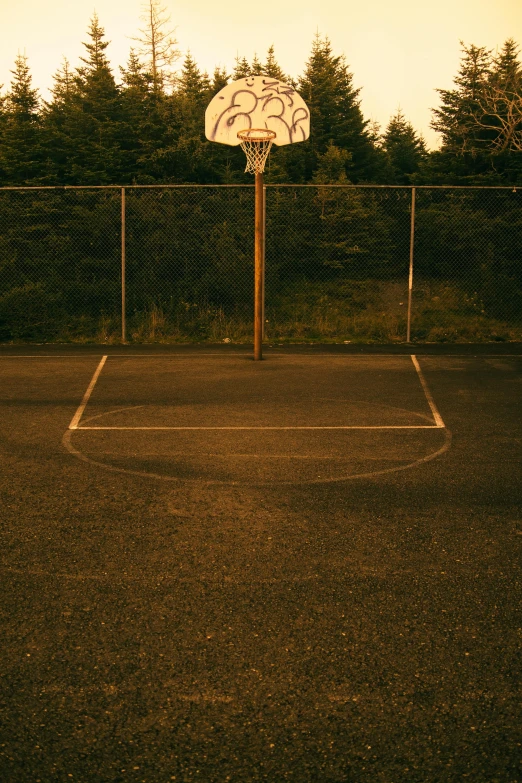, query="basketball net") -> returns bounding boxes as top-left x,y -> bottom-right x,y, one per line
237,129 -> 276,174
